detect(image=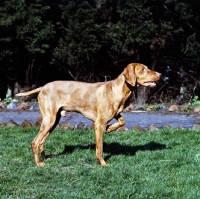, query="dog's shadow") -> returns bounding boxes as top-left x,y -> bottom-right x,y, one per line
48,142 -> 166,161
